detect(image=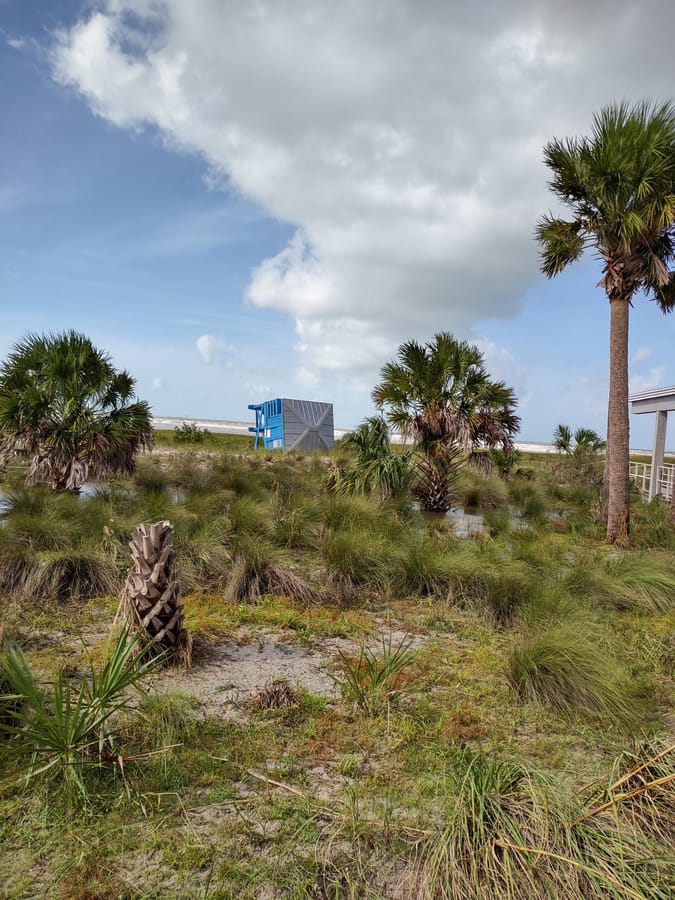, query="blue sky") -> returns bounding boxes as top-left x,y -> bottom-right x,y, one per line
2,1 -> 675,447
